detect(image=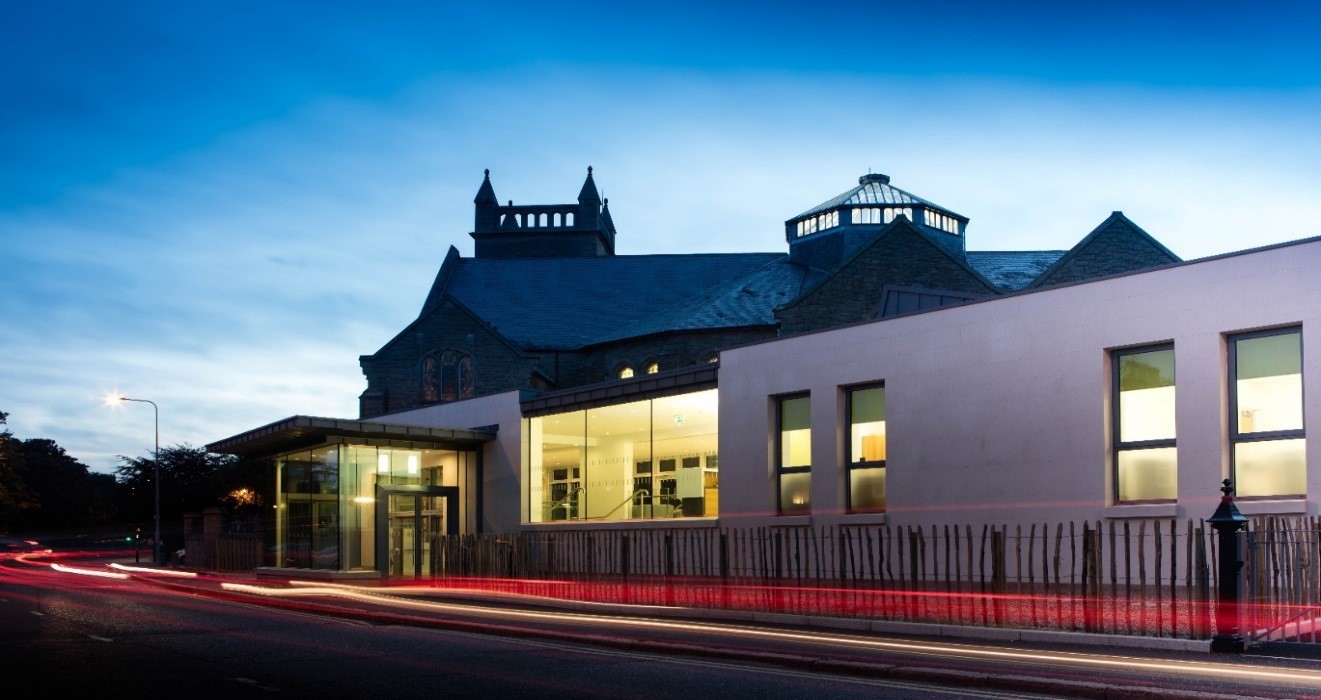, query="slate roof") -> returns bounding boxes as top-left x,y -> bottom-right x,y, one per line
795,174 -> 965,220
440,253 -> 786,349
593,258 -> 808,344
965,251 -> 1067,291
